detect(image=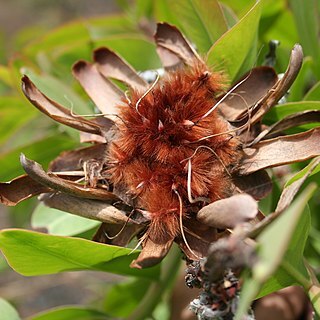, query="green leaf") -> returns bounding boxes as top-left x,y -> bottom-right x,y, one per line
0,97 -> 37,147
259,176 -> 282,214
21,16 -> 139,79
304,81 -> 320,101
219,0 -> 255,18
288,57 -> 313,102
220,3 -> 238,28
171,0 -> 228,53
23,24 -> 90,59
135,0 -> 153,19
22,15 -> 138,62
87,15 -> 139,40
0,229 -> 160,279
257,204 -> 311,298
23,69 -> 91,115
309,285 -> 320,318
255,187 -> 313,283
309,227 -> 320,256
104,278 -> 151,317
289,0 -> 320,78
284,157 -> 320,188
261,0 -> 286,16
31,203 -> 100,236
0,253 -> 8,272
48,43 -> 92,78
260,6 -> 298,50
207,1 -> 261,81
264,101 -> 320,123
306,263 -> 320,318
29,306 -> 110,320
0,134 -> 79,181
153,0 -> 180,26
13,26 -> 49,51
236,184 -> 316,319
0,298 -> 21,320
94,37 -> 161,70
